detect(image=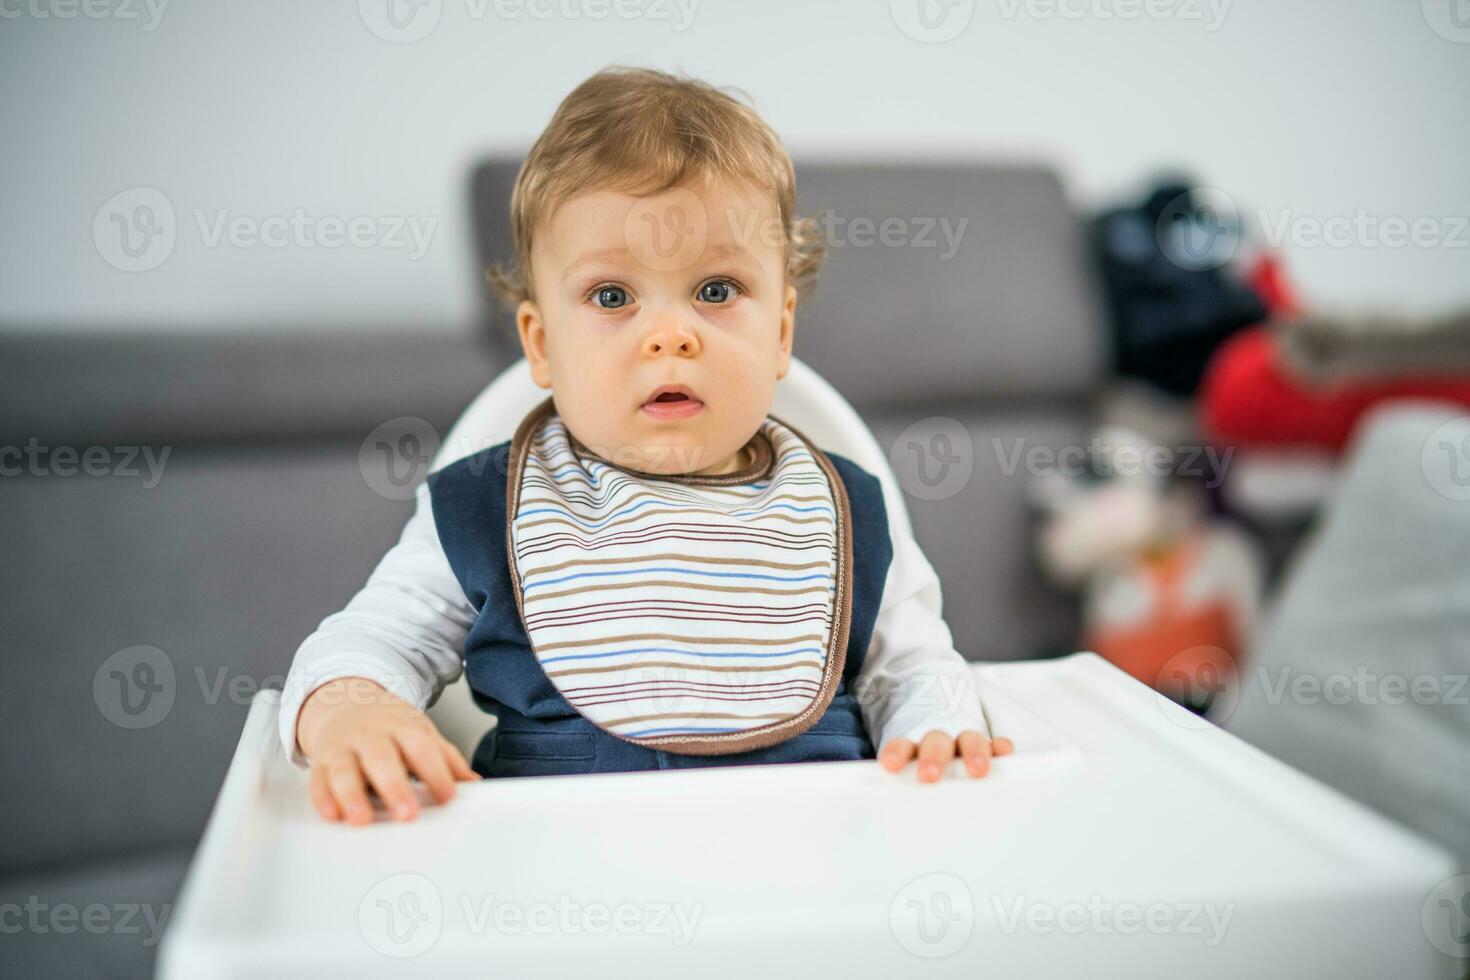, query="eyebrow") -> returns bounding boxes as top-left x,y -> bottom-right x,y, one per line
562,247 -> 630,281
